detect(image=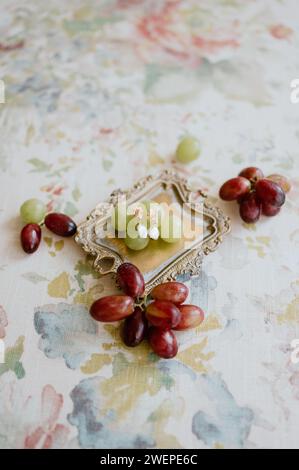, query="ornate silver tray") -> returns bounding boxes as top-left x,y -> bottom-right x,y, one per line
75,169 -> 230,293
